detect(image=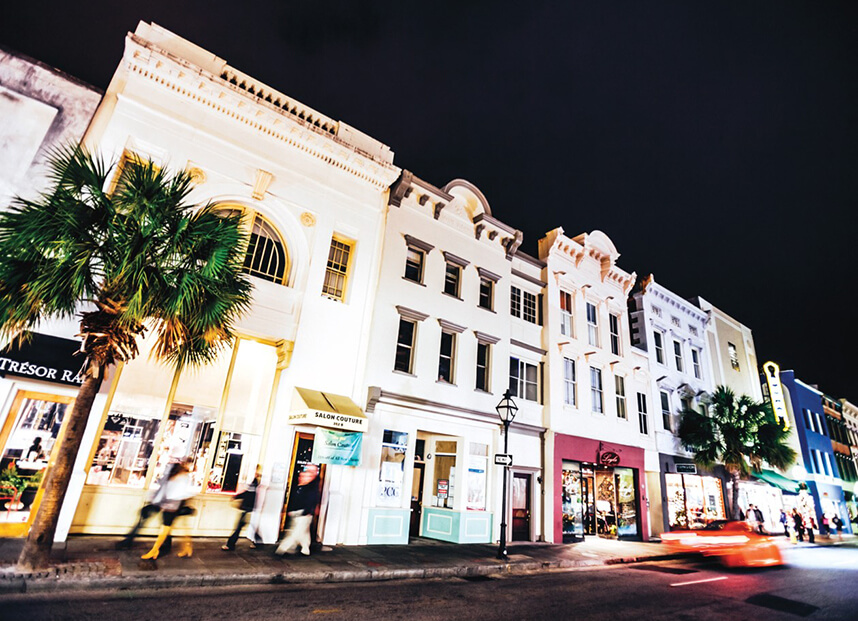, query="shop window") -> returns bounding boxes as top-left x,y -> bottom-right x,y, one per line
666,473 -> 725,529
615,375 -> 627,419
586,303 -> 599,347
636,392 -> 649,435
609,313 -> 621,356
615,468 -> 638,537
438,331 -> 456,384
322,236 -> 353,302
561,461 -> 584,540
564,358 -> 576,406
206,339 -> 277,493
476,342 -> 491,392
433,440 -> 457,509
467,443 -> 488,511
653,331 -> 665,365
590,366 -> 603,414
660,391 -> 671,432
560,290 -> 574,337
377,430 -> 408,507
394,318 -> 417,374
509,357 -> 538,402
